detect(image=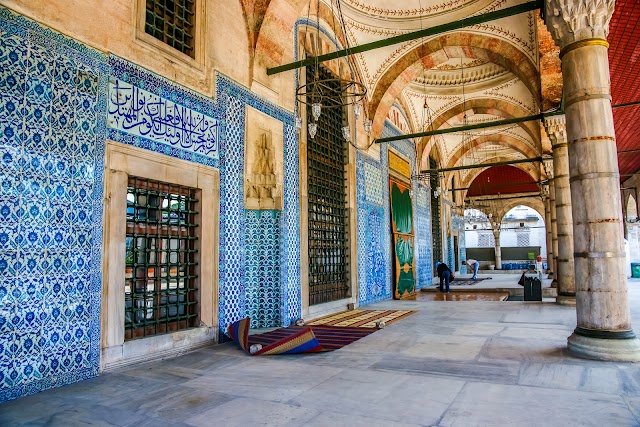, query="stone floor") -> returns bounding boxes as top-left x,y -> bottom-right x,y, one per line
2,275 -> 640,426
416,291 -> 510,301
